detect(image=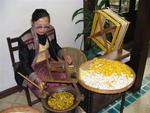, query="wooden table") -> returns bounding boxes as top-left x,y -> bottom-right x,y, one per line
78,56 -> 135,113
